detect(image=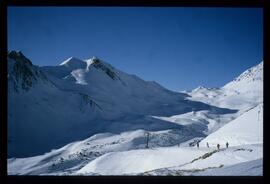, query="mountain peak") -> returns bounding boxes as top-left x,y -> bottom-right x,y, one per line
91,56 -> 99,61
8,51 -> 48,92
194,85 -> 207,91
233,61 -> 263,82
85,56 -> 111,69
85,56 -> 103,64
8,50 -> 33,66
84,56 -> 120,80
59,57 -> 86,69
223,61 -> 263,92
